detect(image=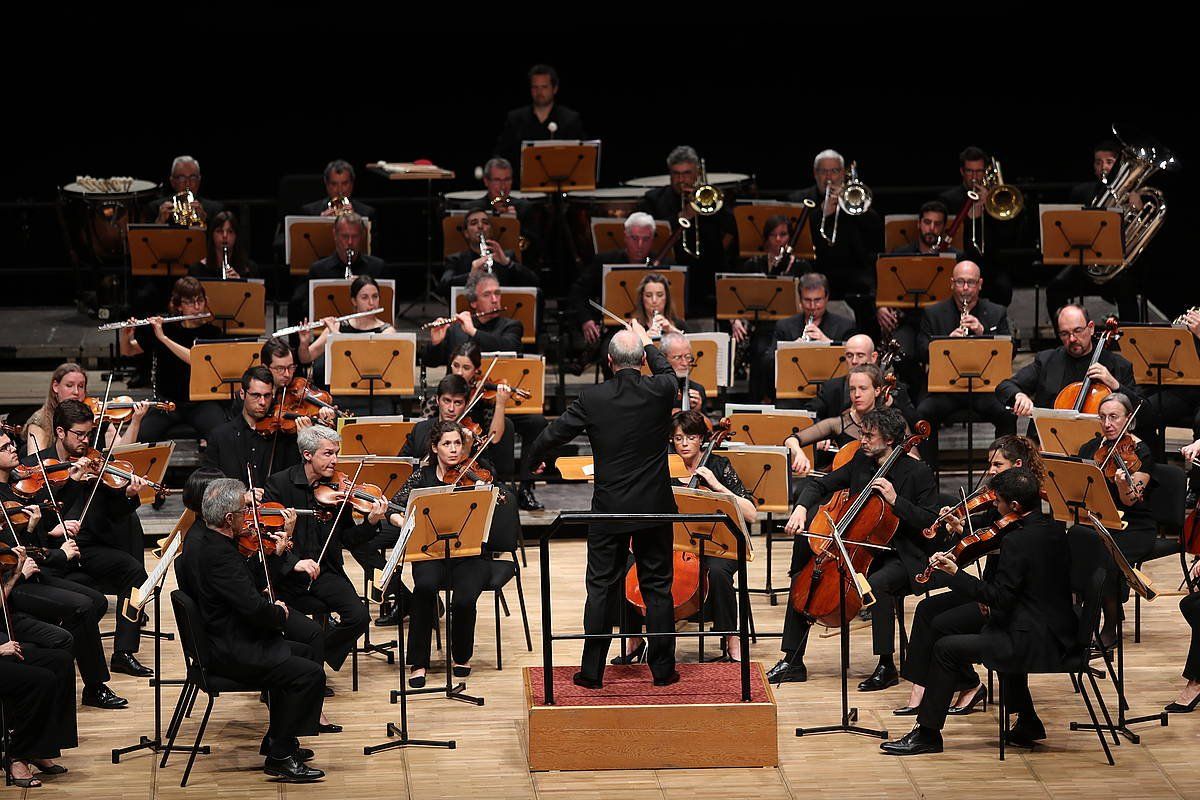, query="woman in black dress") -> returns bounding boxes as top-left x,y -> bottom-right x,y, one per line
188,210 -> 258,279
